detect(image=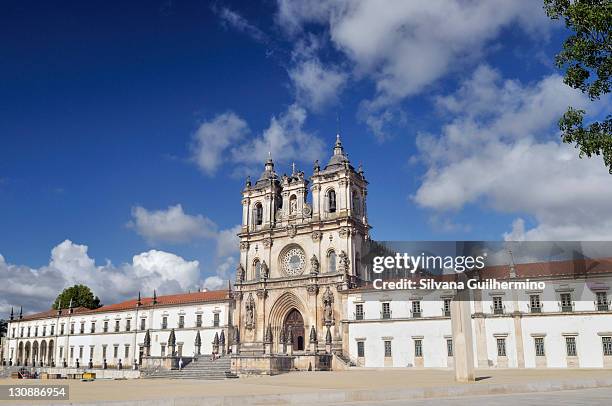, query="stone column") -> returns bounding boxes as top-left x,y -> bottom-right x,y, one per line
451,287 -> 475,382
